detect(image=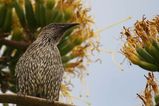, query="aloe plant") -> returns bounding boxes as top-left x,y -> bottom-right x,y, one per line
137,72 -> 159,106
121,16 -> 159,106
121,16 -> 159,72
0,0 -> 95,100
